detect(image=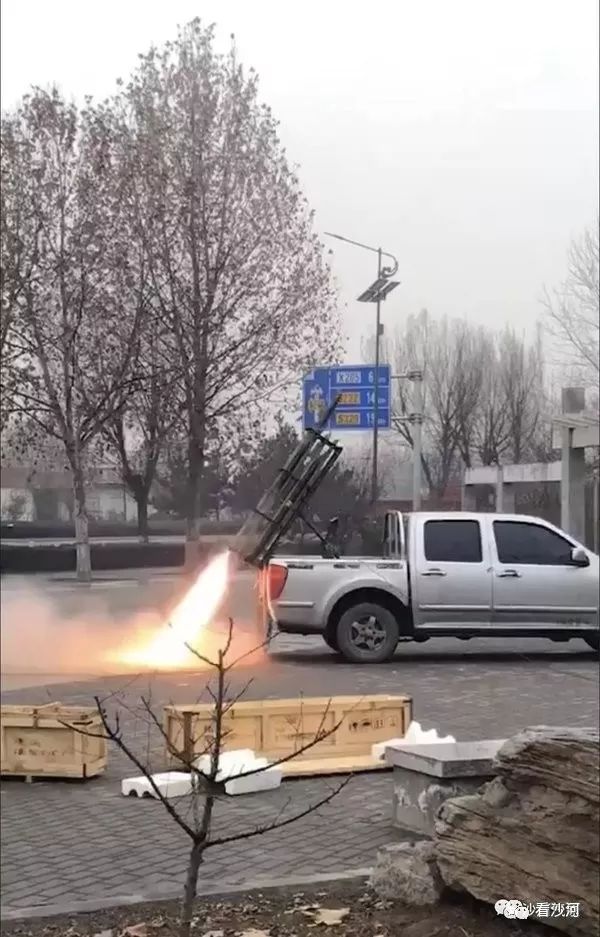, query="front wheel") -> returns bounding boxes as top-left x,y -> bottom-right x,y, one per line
584,634 -> 599,652
335,602 -> 399,664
